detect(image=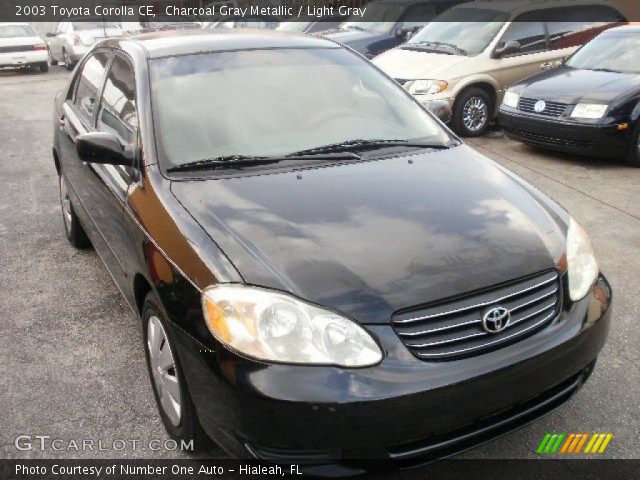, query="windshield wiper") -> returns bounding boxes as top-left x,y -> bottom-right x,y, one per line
166,152 -> 361,173
287,139 -> 453,157
590,67 -> 621,73
406,41 -> 467,56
